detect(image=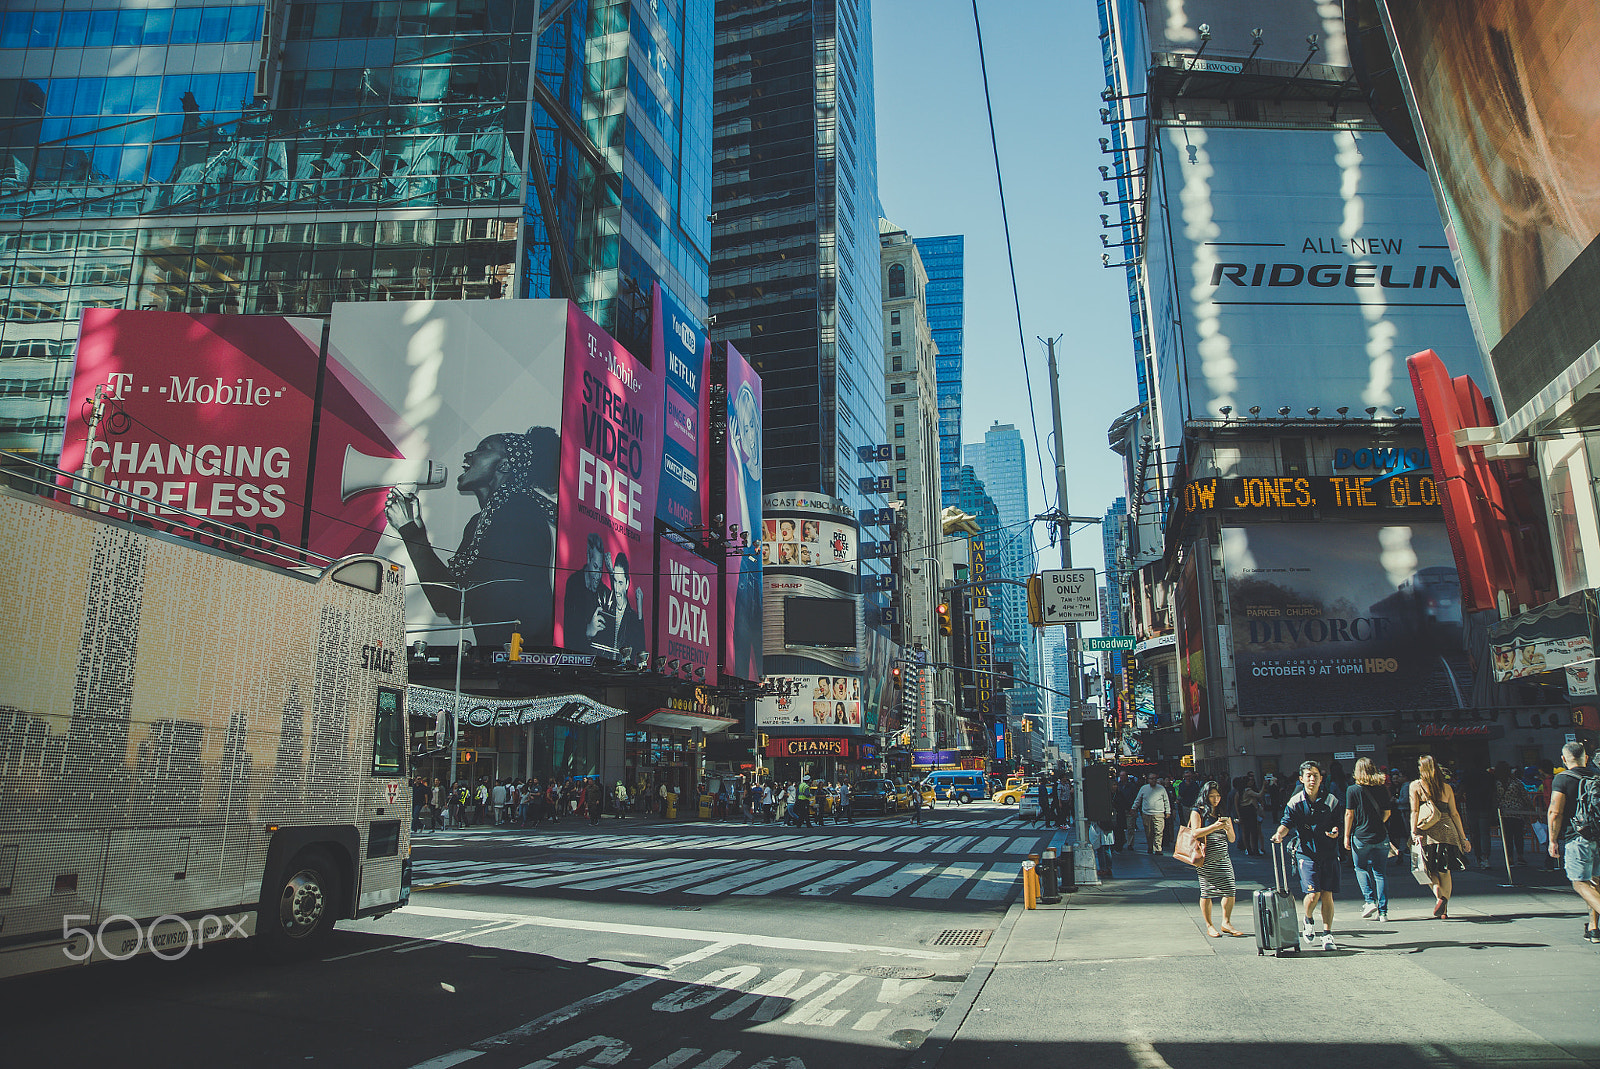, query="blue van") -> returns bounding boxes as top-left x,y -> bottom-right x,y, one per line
919,770 -> 987,804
